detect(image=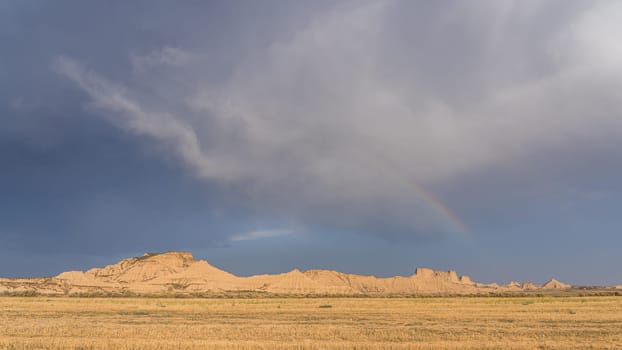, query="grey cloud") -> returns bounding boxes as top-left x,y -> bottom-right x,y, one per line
54,56 -> 235,180
130,47 -> 197,71
55,0 -> 622,239
230,229 -> 297,242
